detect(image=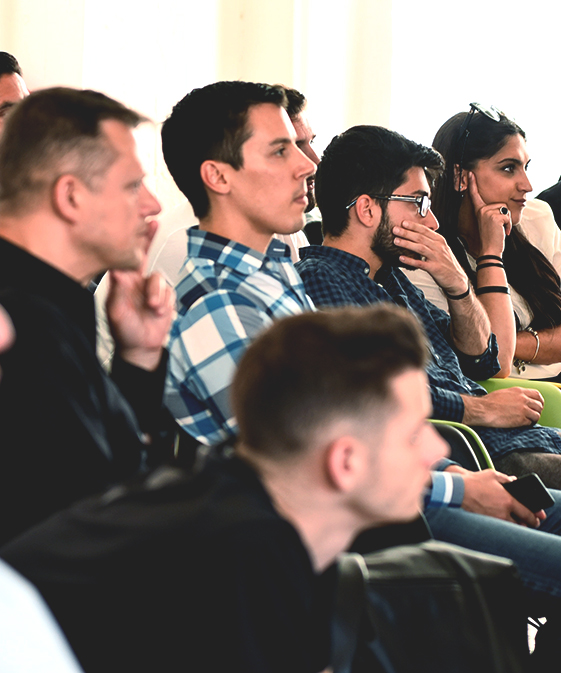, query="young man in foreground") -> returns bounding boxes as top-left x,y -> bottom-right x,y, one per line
1,304 -> 446,672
